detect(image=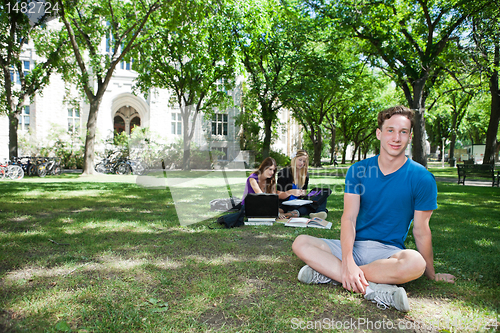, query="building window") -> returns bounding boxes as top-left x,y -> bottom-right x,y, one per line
212,113 -> 228,136
23,61 -> 30,78
18,106 -> 30,131
172,113 -> 182,135
216,78 -> 228,94
211,147 -> 228,161
9,66 -> 20,85
68,108 -> 80,133
120,60 -> 133,70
